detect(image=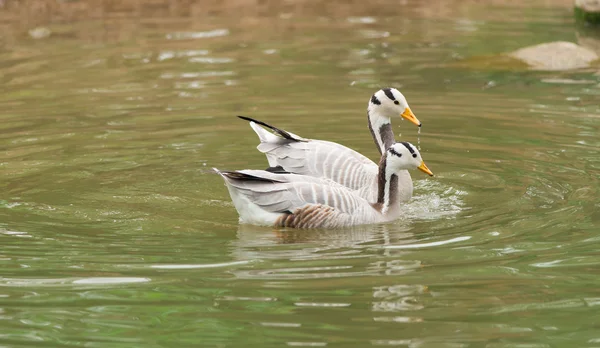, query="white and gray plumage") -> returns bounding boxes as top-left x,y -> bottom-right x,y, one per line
215,142 -> 433,229
238,88 -> 421,203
